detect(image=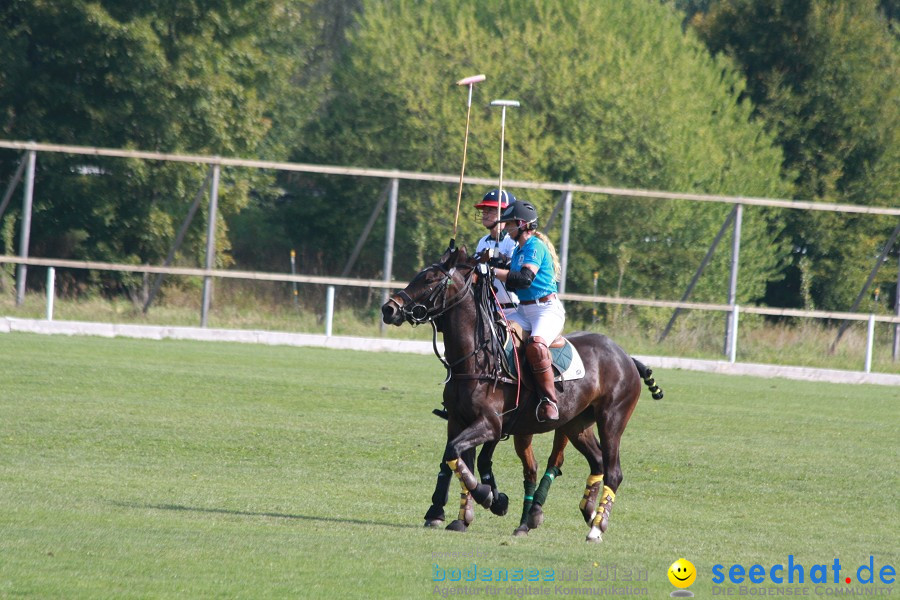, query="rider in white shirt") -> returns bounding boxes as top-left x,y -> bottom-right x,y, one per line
474,189 -> 519,317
